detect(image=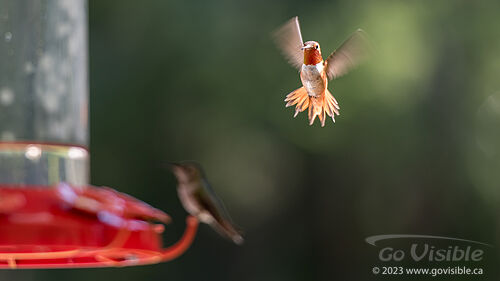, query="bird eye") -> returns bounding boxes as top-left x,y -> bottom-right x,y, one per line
315,45 -> 319,49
